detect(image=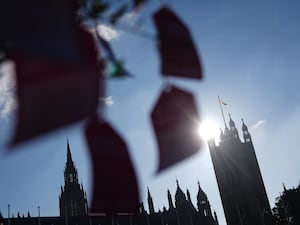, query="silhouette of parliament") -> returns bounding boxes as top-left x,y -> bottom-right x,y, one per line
1,116 -> 275,225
